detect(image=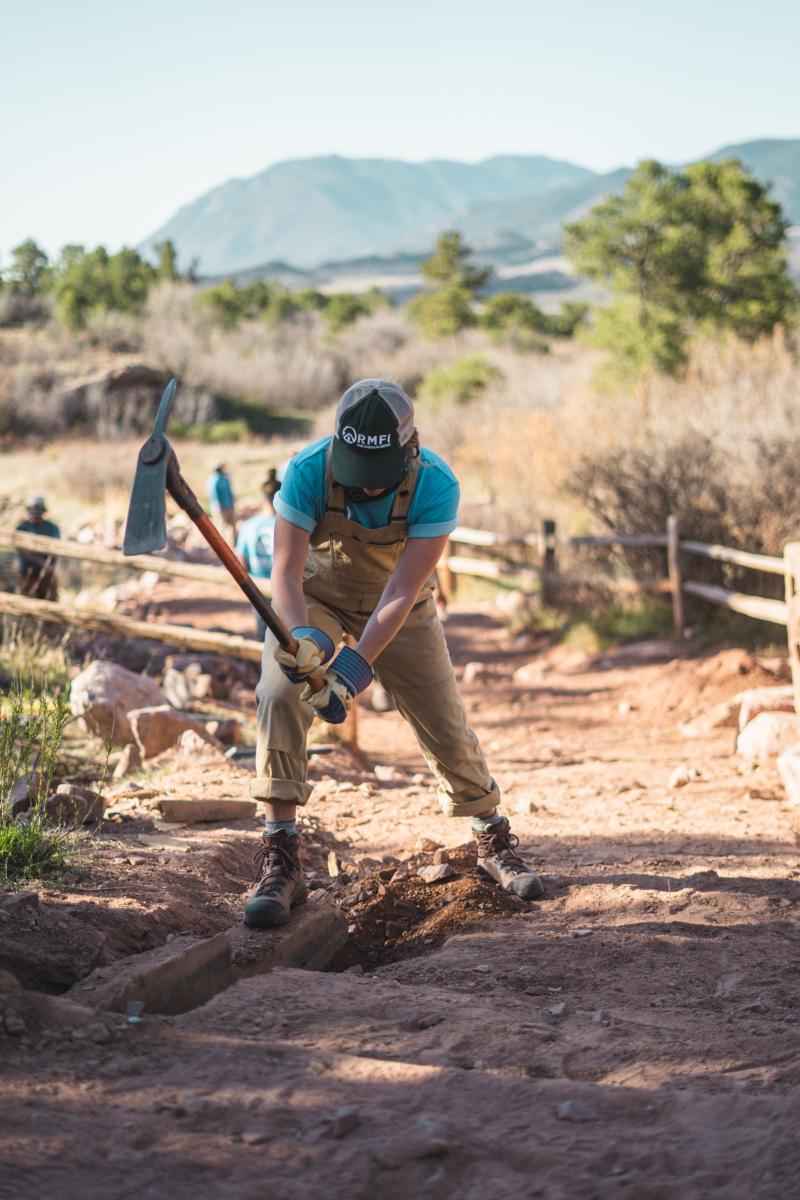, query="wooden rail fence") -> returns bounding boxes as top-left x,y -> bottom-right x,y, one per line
0,529 -> 269,591
2,516 -> 799,694
447,517 -> 800,703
